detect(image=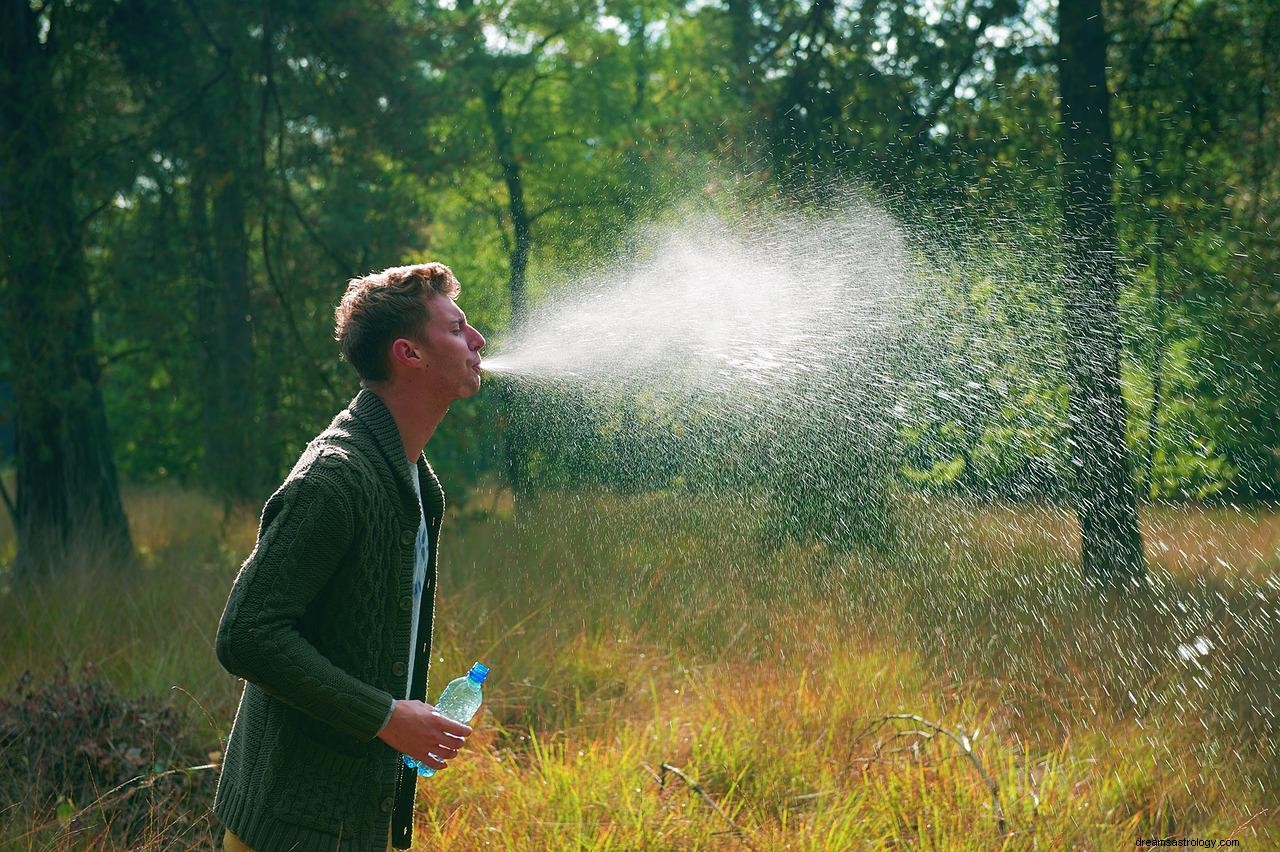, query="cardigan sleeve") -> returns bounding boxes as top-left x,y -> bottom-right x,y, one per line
215,467 -> 395,741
